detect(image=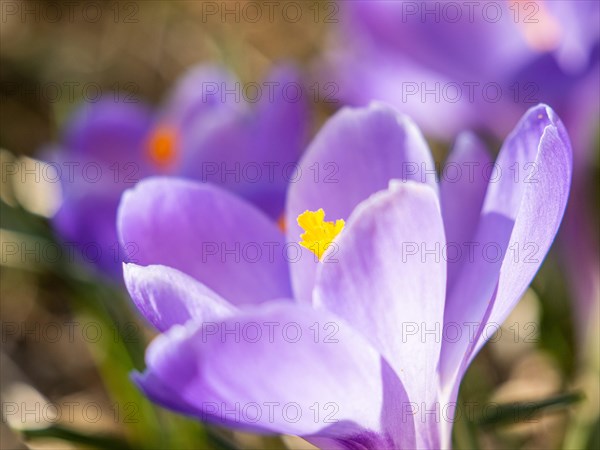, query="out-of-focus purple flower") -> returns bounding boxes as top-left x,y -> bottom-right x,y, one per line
118,103 -> 571,448
48,64 -> 307,277
324,0 -> 598,139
